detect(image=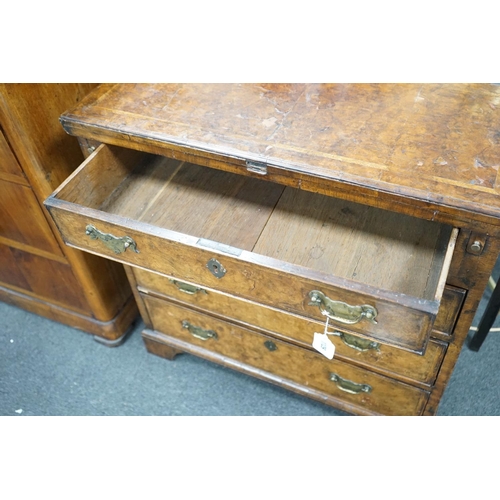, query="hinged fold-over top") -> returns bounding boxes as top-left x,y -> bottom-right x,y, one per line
60,83 -> 500,230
